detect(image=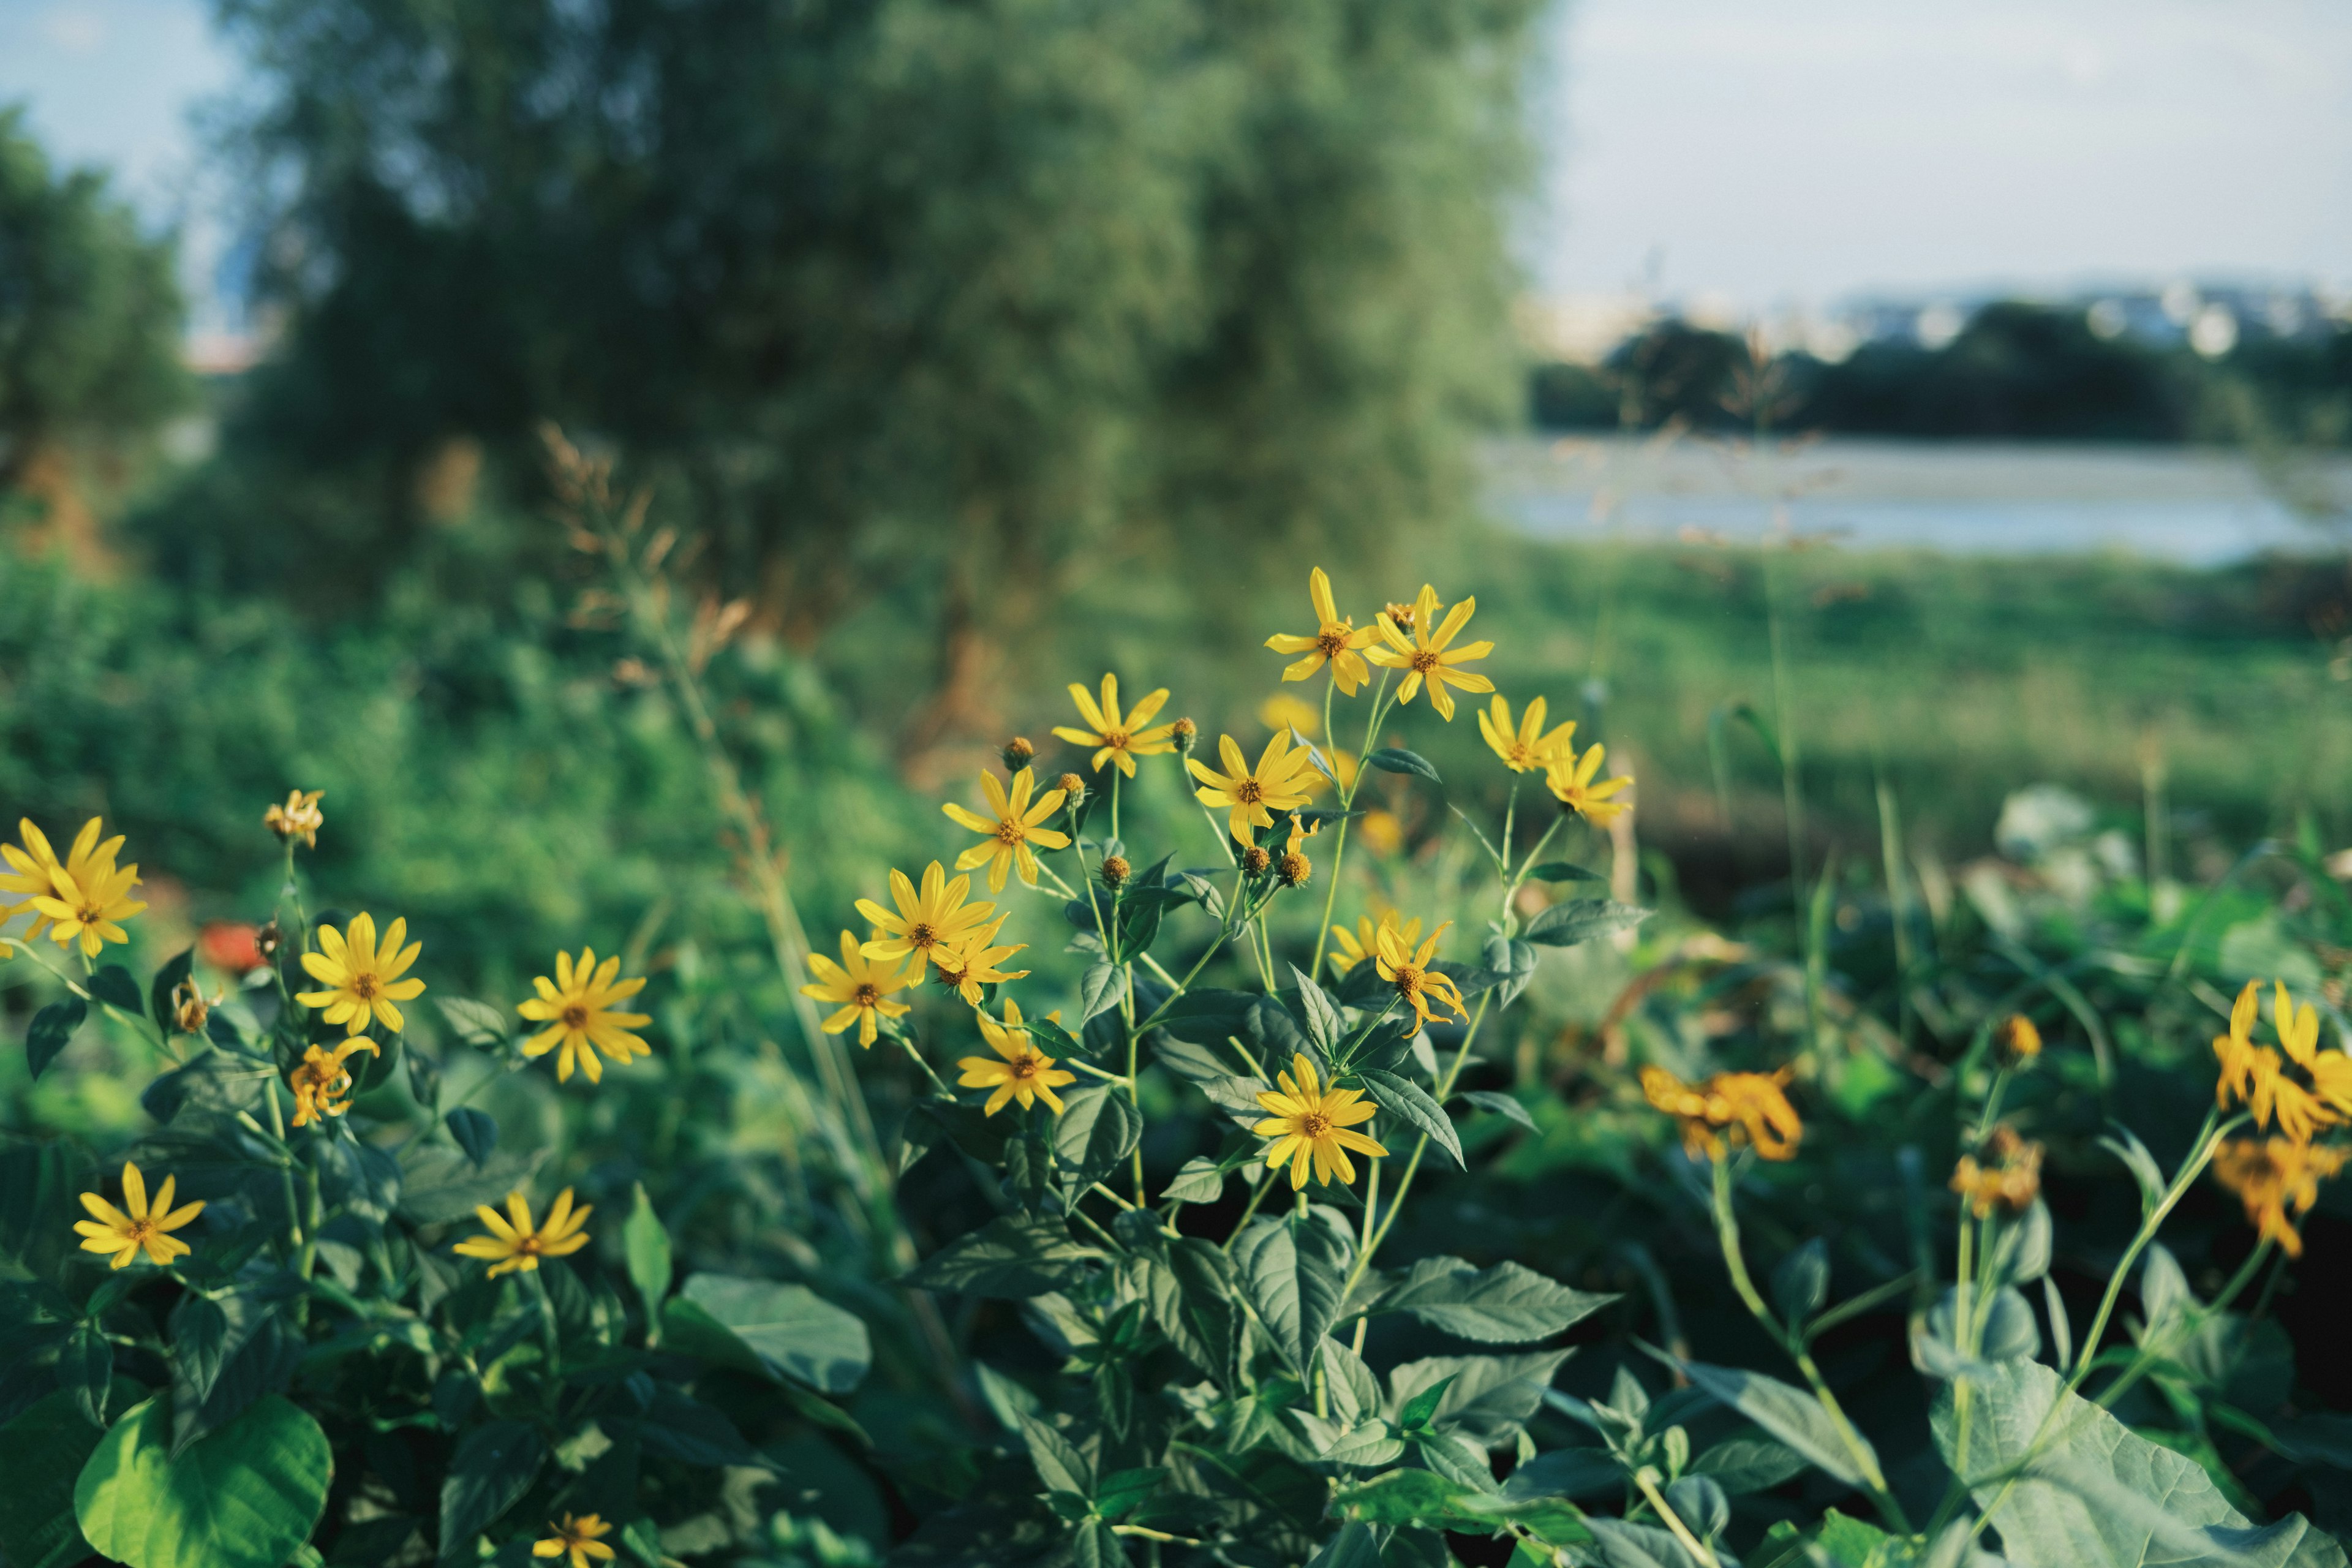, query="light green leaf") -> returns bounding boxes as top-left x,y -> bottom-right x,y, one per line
74,1395 -> 331,1568
0,1390 -> 102,1568
1015,1411 -> 1094,1498
1234,1215 -> 1350,1378
622,1182 -> 673,1329
1389,1351 -> 1572,1449
1521,900 -> 1651,949
434,996 -> 510,1048
1667,1354 -> 1878,1490
1356,1068 -> 1463,1170
1079,963 -> 1124,1024
1688,1437 -> 1807,1496
663,1274 -> 870,1393
1160,1156 -> 1227,1205
1376,1256 -> 1615,1343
